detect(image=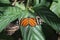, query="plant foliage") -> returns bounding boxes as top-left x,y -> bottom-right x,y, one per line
0,0 -> 60,40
